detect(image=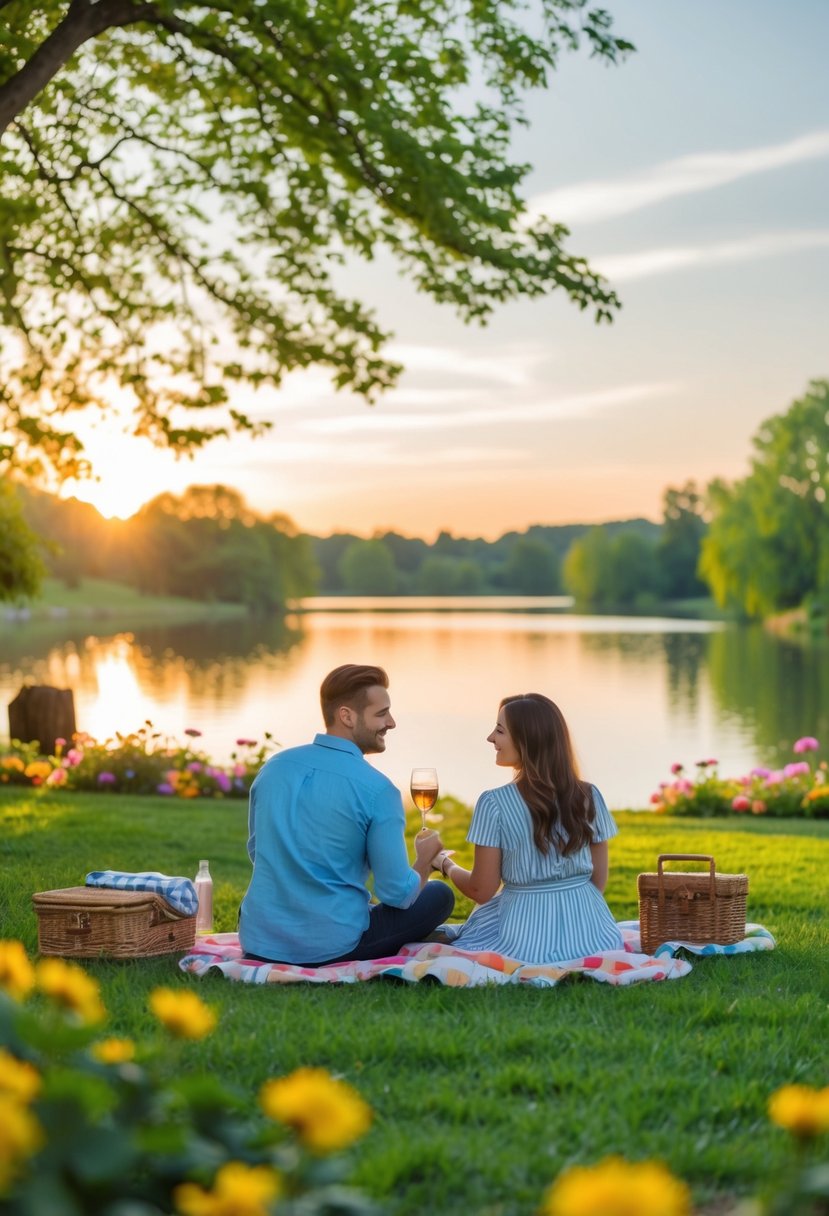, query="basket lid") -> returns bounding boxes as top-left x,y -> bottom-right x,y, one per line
638,871 -> 748,894
32,886 -> 170,910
